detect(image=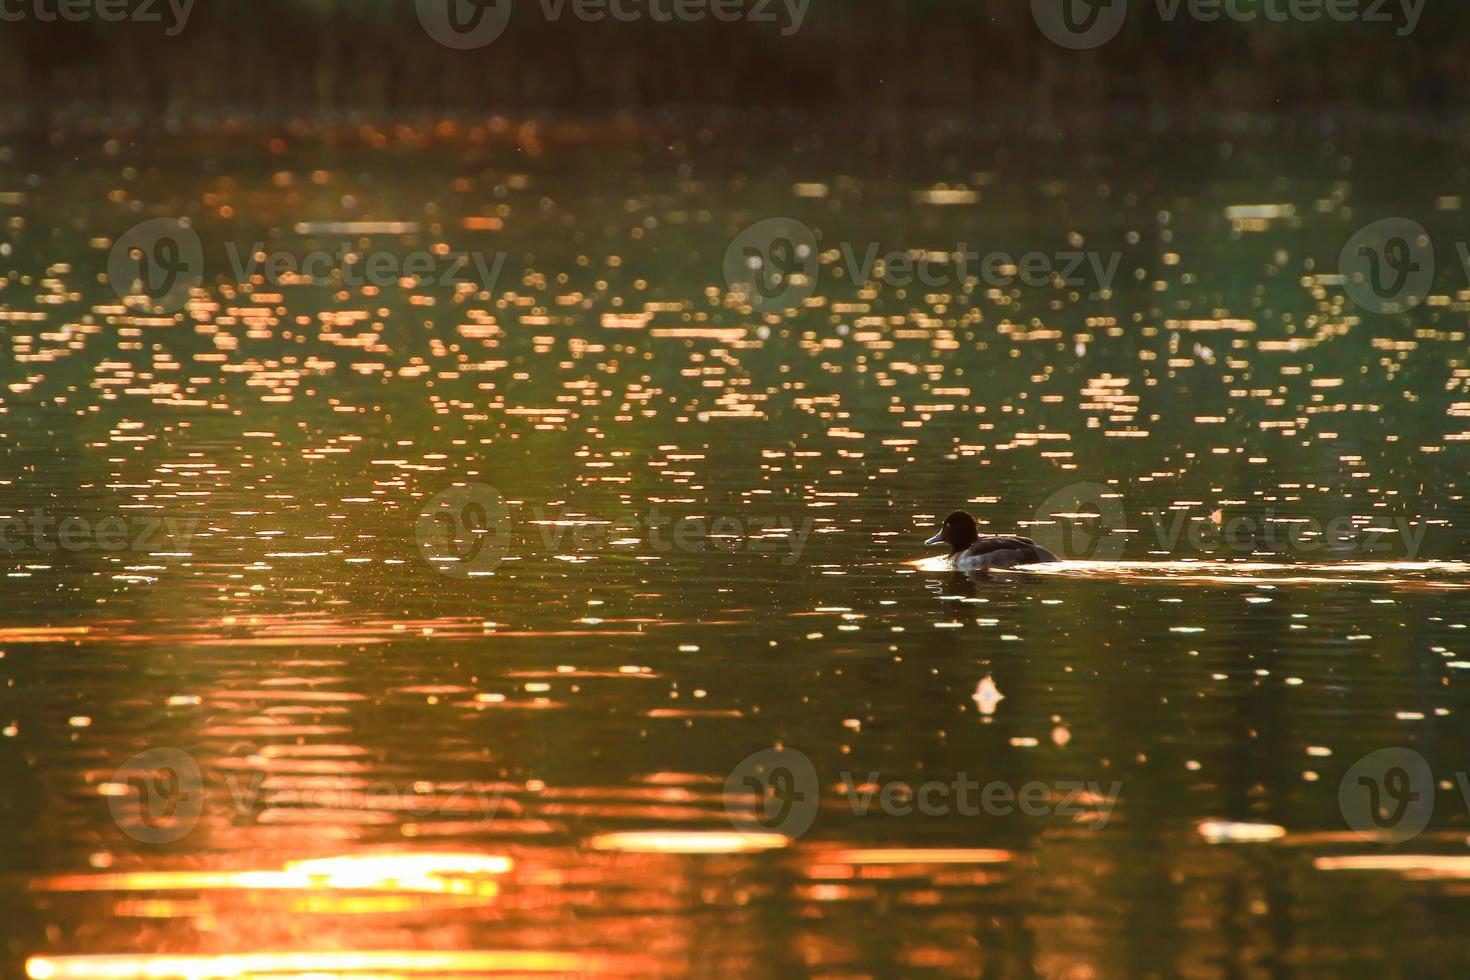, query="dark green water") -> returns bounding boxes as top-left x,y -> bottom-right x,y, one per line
3,125 -> 1470,977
